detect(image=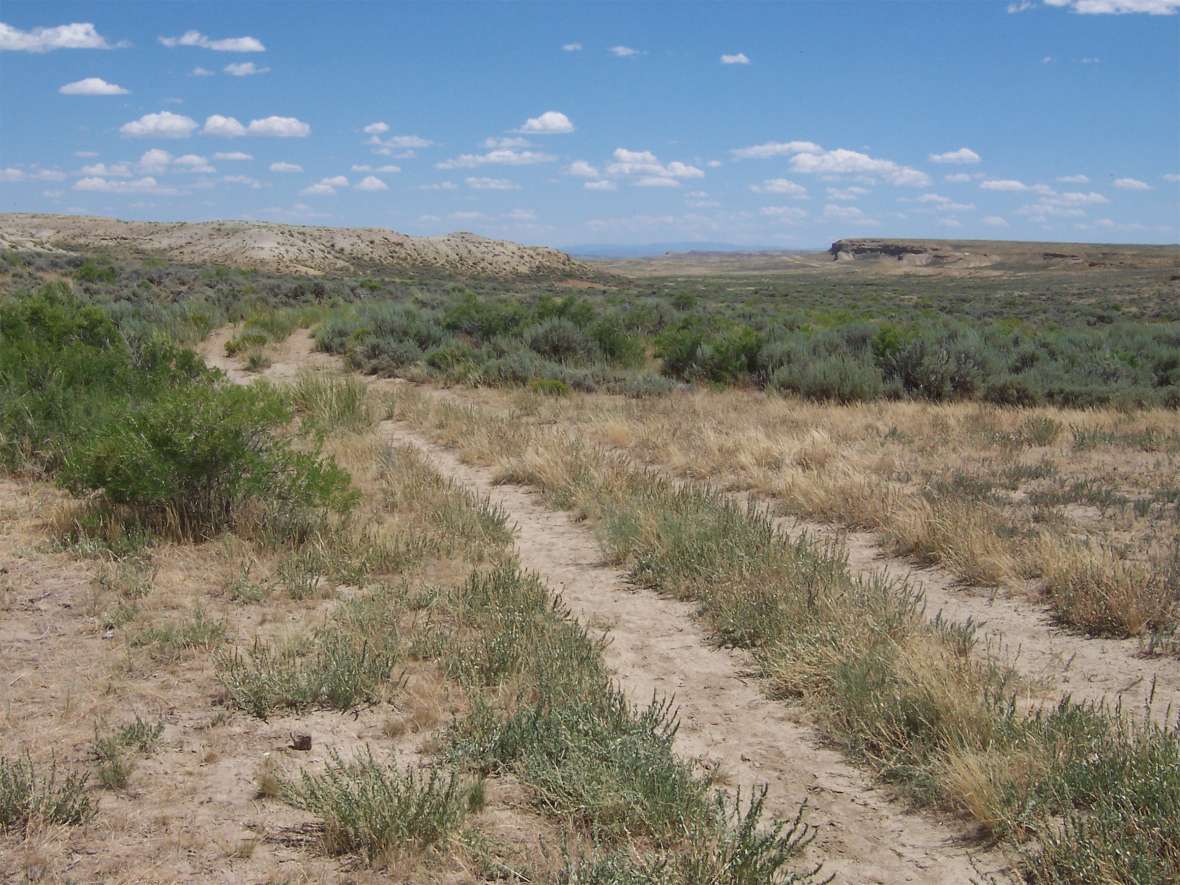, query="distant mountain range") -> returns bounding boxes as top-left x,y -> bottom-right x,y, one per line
564,242 -> 827,259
